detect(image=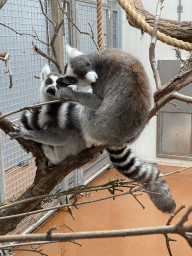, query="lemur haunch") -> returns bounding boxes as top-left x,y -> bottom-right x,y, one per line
13,65 -> 87,165
55,45 -> 176,213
